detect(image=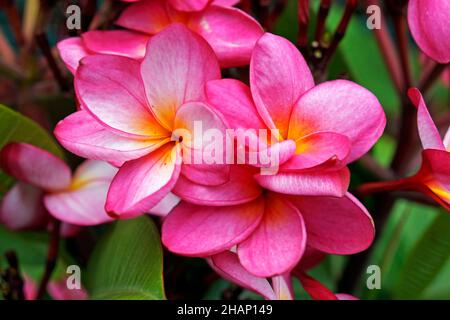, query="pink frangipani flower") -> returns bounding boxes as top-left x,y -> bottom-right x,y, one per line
205,32 -> 386,197
407,88 -> 450,210
407,0 -> 450,63
58,0 -> 260,72
0,143 -> 117,229
115,0 -> 262,68
55,24 -> 229,218
163,164 -> 375,277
